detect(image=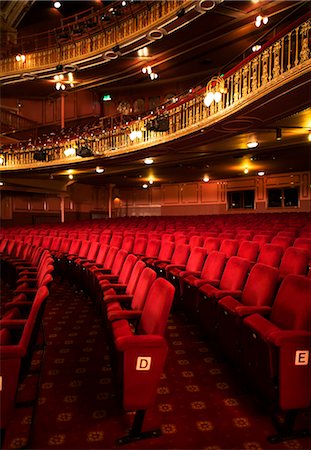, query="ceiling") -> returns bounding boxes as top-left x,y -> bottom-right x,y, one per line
1,0 -> 310,192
